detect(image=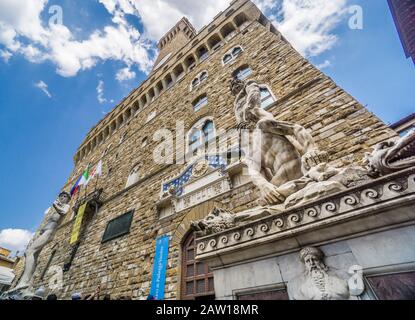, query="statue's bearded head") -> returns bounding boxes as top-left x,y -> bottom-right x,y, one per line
300,247 -> 328,274
230,78 -> 245,96
58,191 -> 71,204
